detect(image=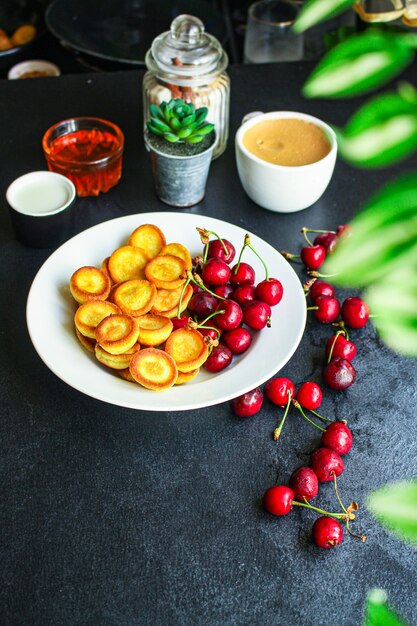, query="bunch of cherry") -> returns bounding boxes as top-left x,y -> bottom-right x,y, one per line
286,225 -> 371,391
174,228 -> 284,372
231,377 -> 365,548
